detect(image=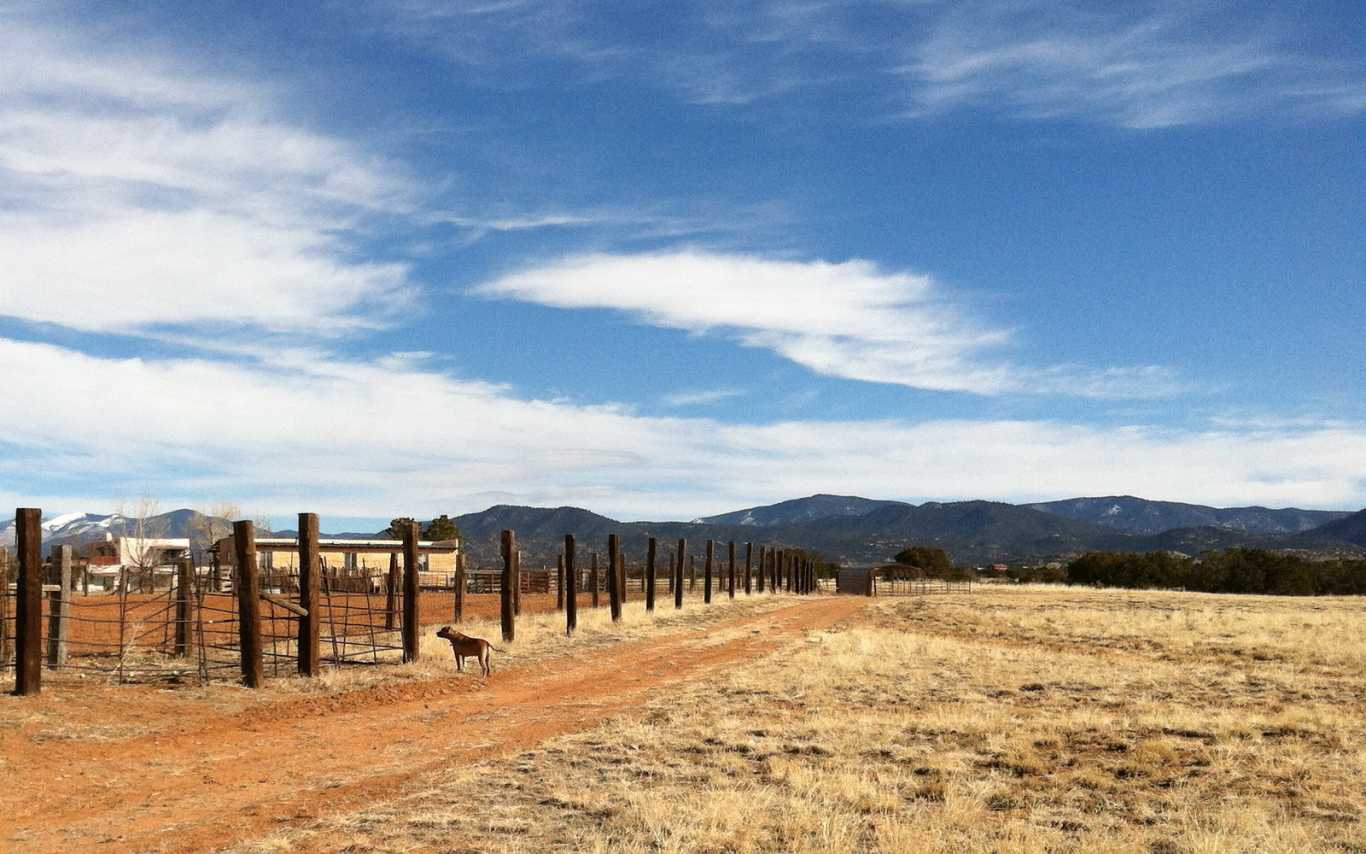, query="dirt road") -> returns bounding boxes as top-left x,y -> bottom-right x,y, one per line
1,596 -> 865,852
